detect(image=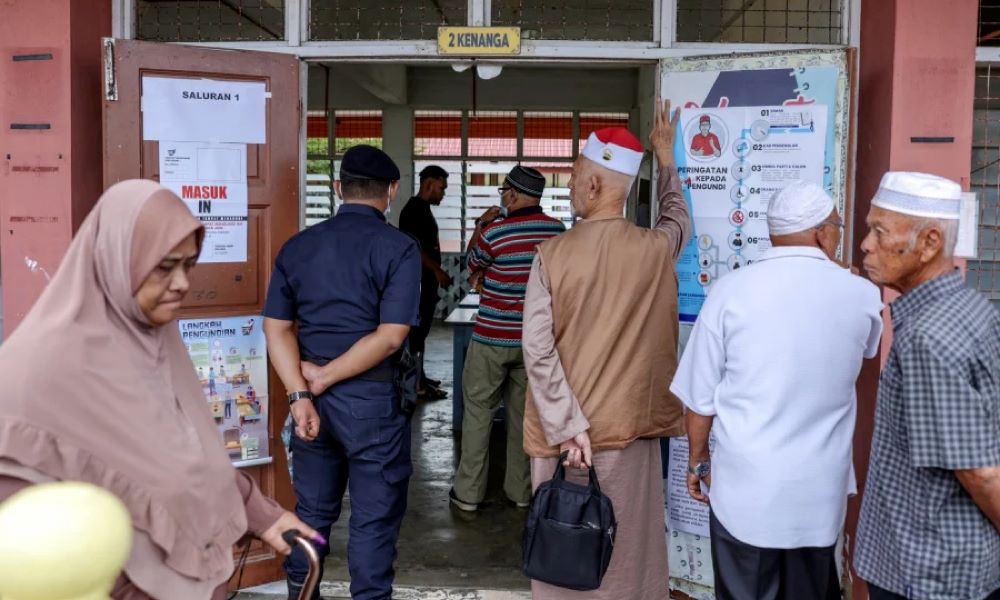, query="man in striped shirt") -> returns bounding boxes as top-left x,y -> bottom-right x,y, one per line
450,165 -> 566,511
